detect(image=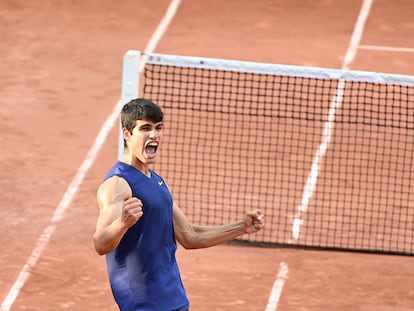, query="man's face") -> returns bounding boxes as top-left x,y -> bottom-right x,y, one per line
125,119 -> 164,165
